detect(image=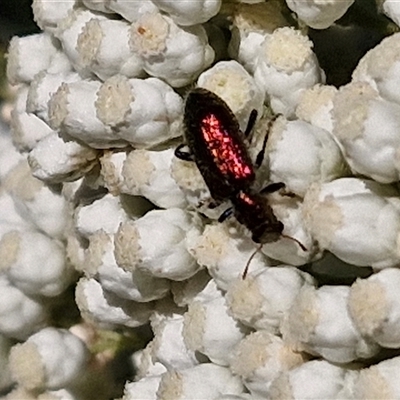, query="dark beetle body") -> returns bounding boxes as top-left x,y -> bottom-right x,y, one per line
181,88 -> 284,245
